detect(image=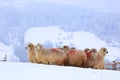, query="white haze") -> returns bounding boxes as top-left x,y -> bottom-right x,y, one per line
0,0 -> 120,14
